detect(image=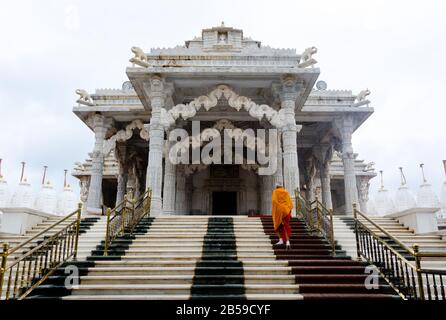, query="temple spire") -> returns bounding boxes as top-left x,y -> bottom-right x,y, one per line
399,167 -> 407,186
379,170 -> 385,190
20,161 -> 26,183
443,160 -> 446,177
419,163 -> 427,183
42,165 -> 48,185
64,169 -> 68,188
